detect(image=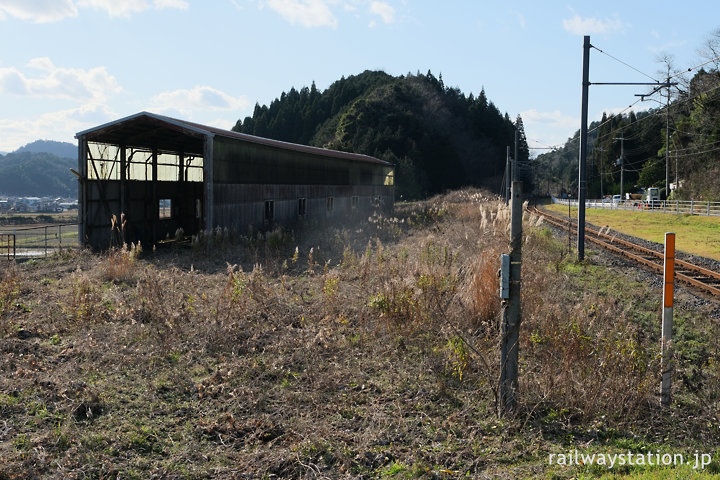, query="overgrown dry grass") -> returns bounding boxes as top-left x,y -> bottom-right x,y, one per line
2,188 -> 720,478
